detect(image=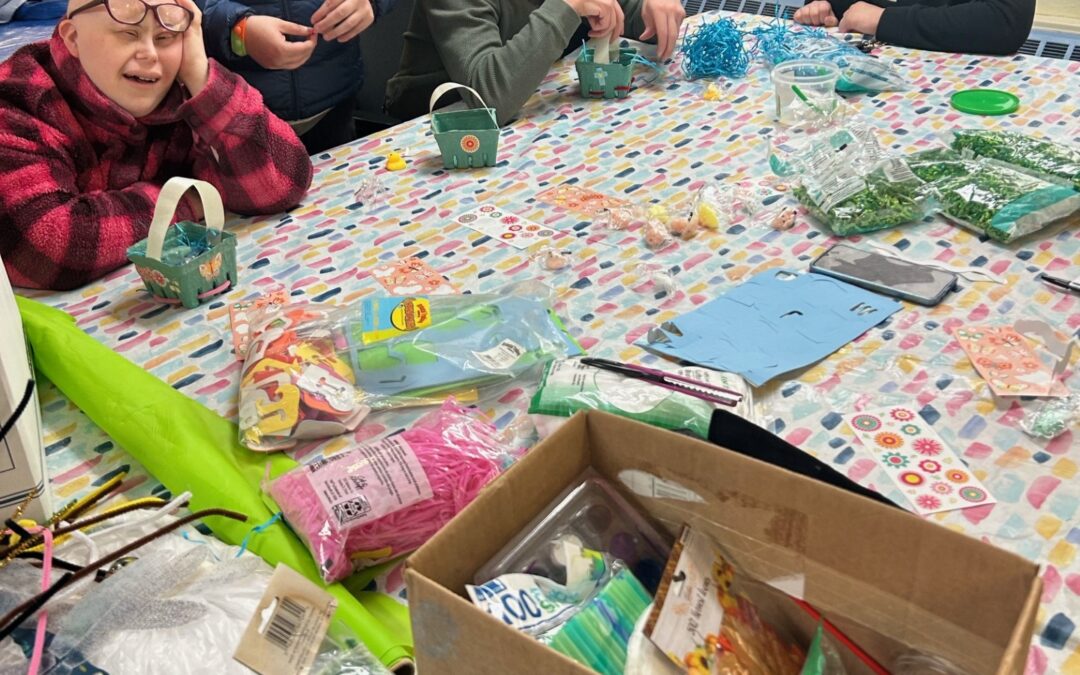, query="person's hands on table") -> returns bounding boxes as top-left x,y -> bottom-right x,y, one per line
639,0 -> 685,61
245,16 -> 317,70
568,0 -> 625,42
312,0 -> 374,42
793,0 -> 837,28
837,1 -> 883,36
176,0 -> 209,96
